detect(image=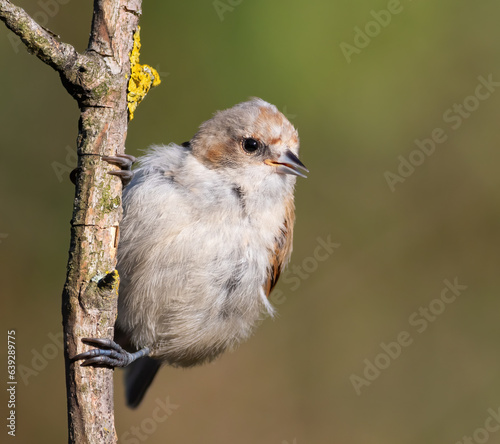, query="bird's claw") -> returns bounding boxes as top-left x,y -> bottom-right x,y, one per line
71,337 -> 150,368
102,154 -> 137,186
